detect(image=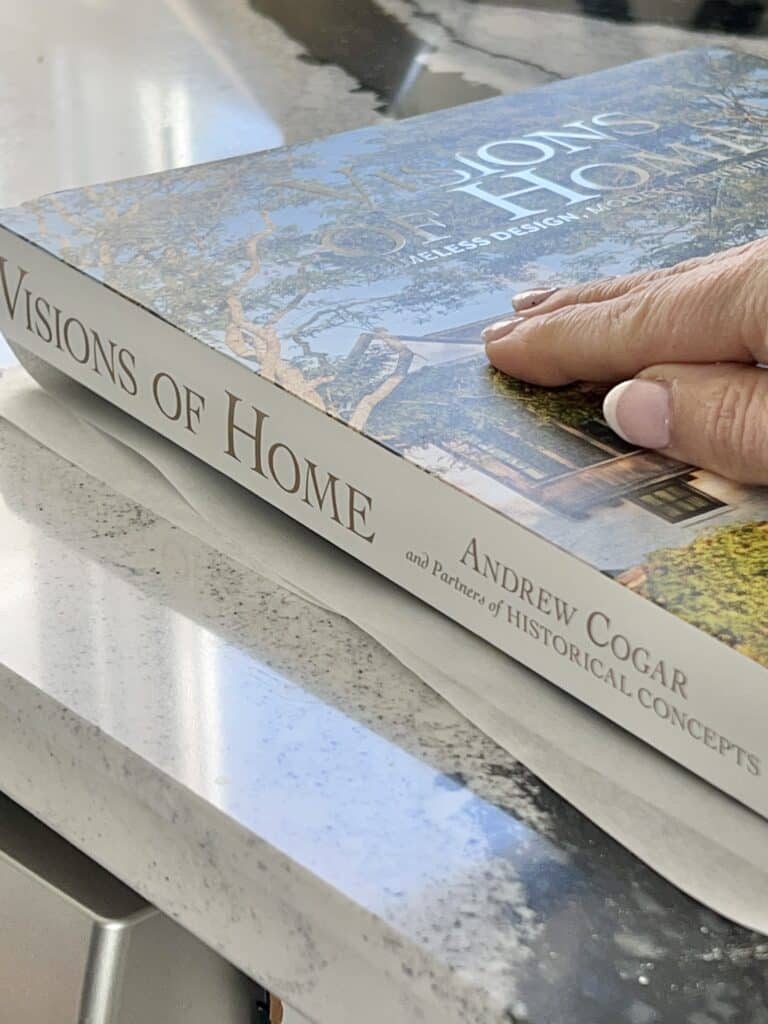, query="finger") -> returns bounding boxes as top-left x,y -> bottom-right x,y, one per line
603,363 -> 768,484
485,259 -> 758,386
511,262 -> 702,318
510,238 -> 766,319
